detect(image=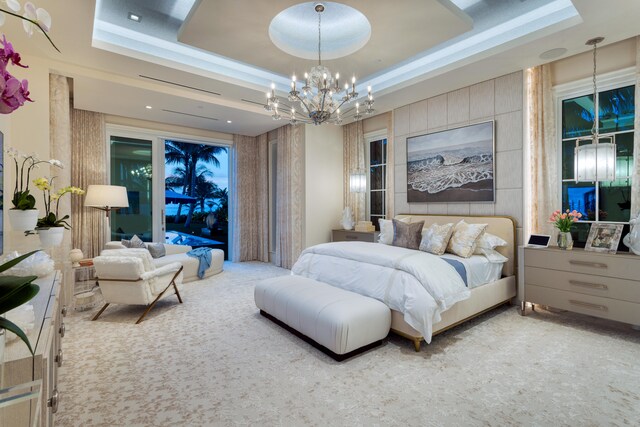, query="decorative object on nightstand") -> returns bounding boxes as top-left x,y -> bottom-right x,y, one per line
73,263 -> 101,312
622,213 -> 640,255
355,221 -> 375,232
340,207 -> 355,230
549,209 -> 582,250
585,223 -> 623,254
69,248 -> 83,267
